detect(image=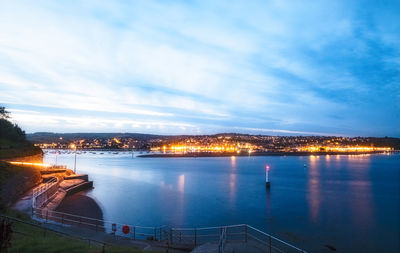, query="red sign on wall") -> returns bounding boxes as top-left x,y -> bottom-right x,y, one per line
122,225 -> 130,234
